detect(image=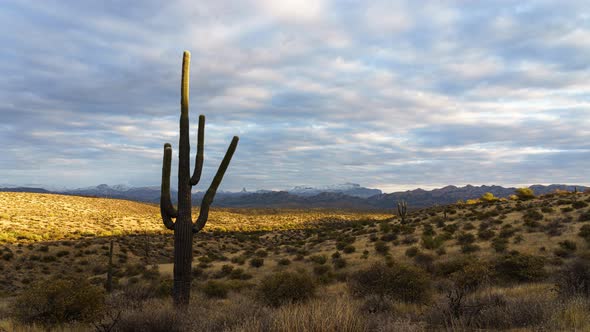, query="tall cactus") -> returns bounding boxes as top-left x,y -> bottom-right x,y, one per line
160,51 -> 239,306
397,200 -> 408,224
